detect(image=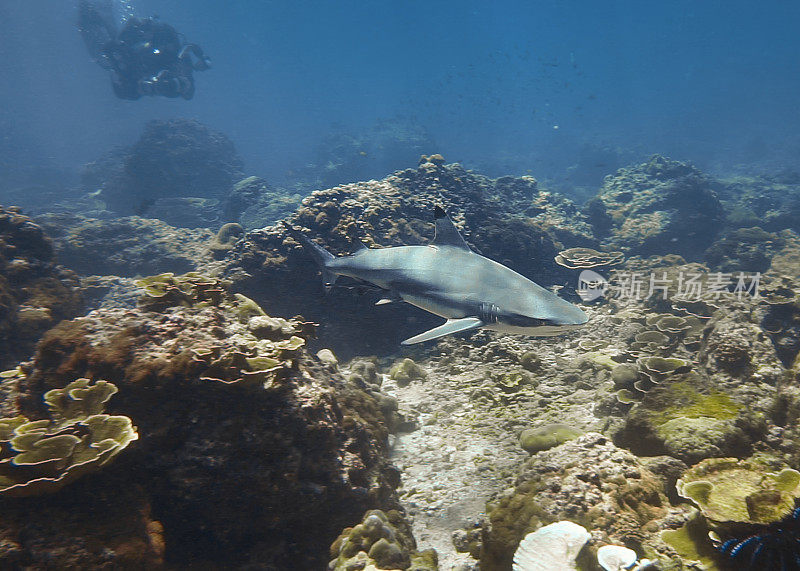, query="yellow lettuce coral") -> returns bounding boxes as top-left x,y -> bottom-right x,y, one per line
0,378 -> 137,497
